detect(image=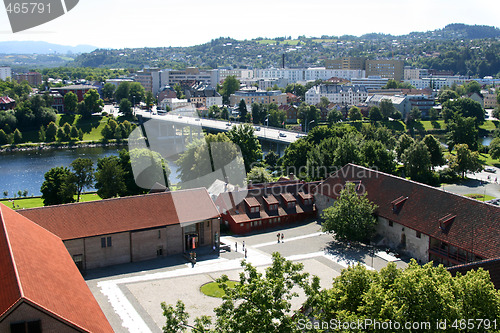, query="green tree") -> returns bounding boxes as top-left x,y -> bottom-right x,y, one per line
46,121 -> 57,142
319,96 -> 330,109
281,138 -> 311,176
115,81 -> 130,102
446,114 -> 479,151
145,91 -> 154,110
119,98 -> 132,116
38,126 -> 46,142
321,182 -> 378,242
247,166 -> 272,184
348,106 -> 363,121
379,99 -> 396,120
78,128 -> 84,141
442,97 -> 485,125
403,141 -> 434,183
438,89 -> 459,103
369,106 -> 383,122
129,82 -> 146,105
489,137 -> 500,160
0,129 -> 8,145
396,133 -> 415,163
297,103 -> 319,132
361,140 -> 396,174
238,99 -> 247,122
70,125 -> 79,139
221,76 -> 240,105
264,151 -> 279,171
227,124 -> 263,173
63,91 -> 78,114
70,158 -> 94,202
95,156 -> 126,198
13,128 -> 22,144
80,89 -> 104,119
327,109 -> 343,124
448,143 -> 483,178
423,134 -> 445,168
102,82 -> 116,101
40,166 -> 76,206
